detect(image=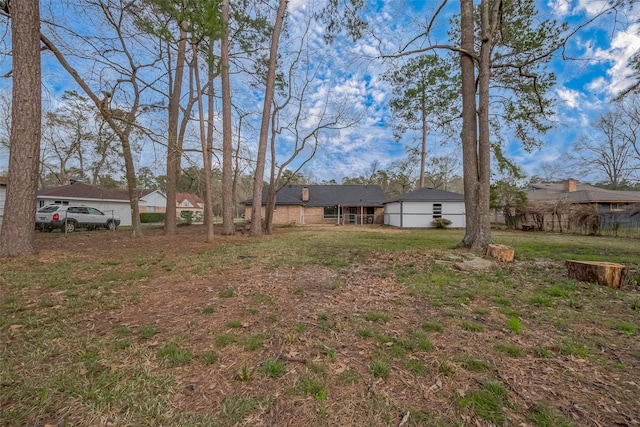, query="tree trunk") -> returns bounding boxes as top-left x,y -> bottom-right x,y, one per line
419,98 -> 427,188
487,244 -> 514,262
204,40 -> 215,229
566,260 -> 628,289
250,0 -> 288,237
265,106 -> 279,235
193,42 -> 214,243
165,24 -> 188,235
264,184 -> 277,235
220,0 -> 235,235
459,0 -> 479,248
0,0 -> 41,257
460,0 -> 494,249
